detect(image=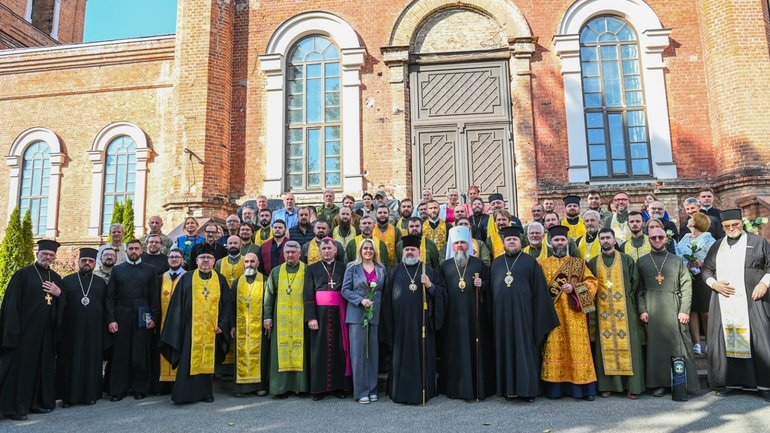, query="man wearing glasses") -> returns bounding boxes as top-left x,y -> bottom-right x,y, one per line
189,223 -> 227,270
